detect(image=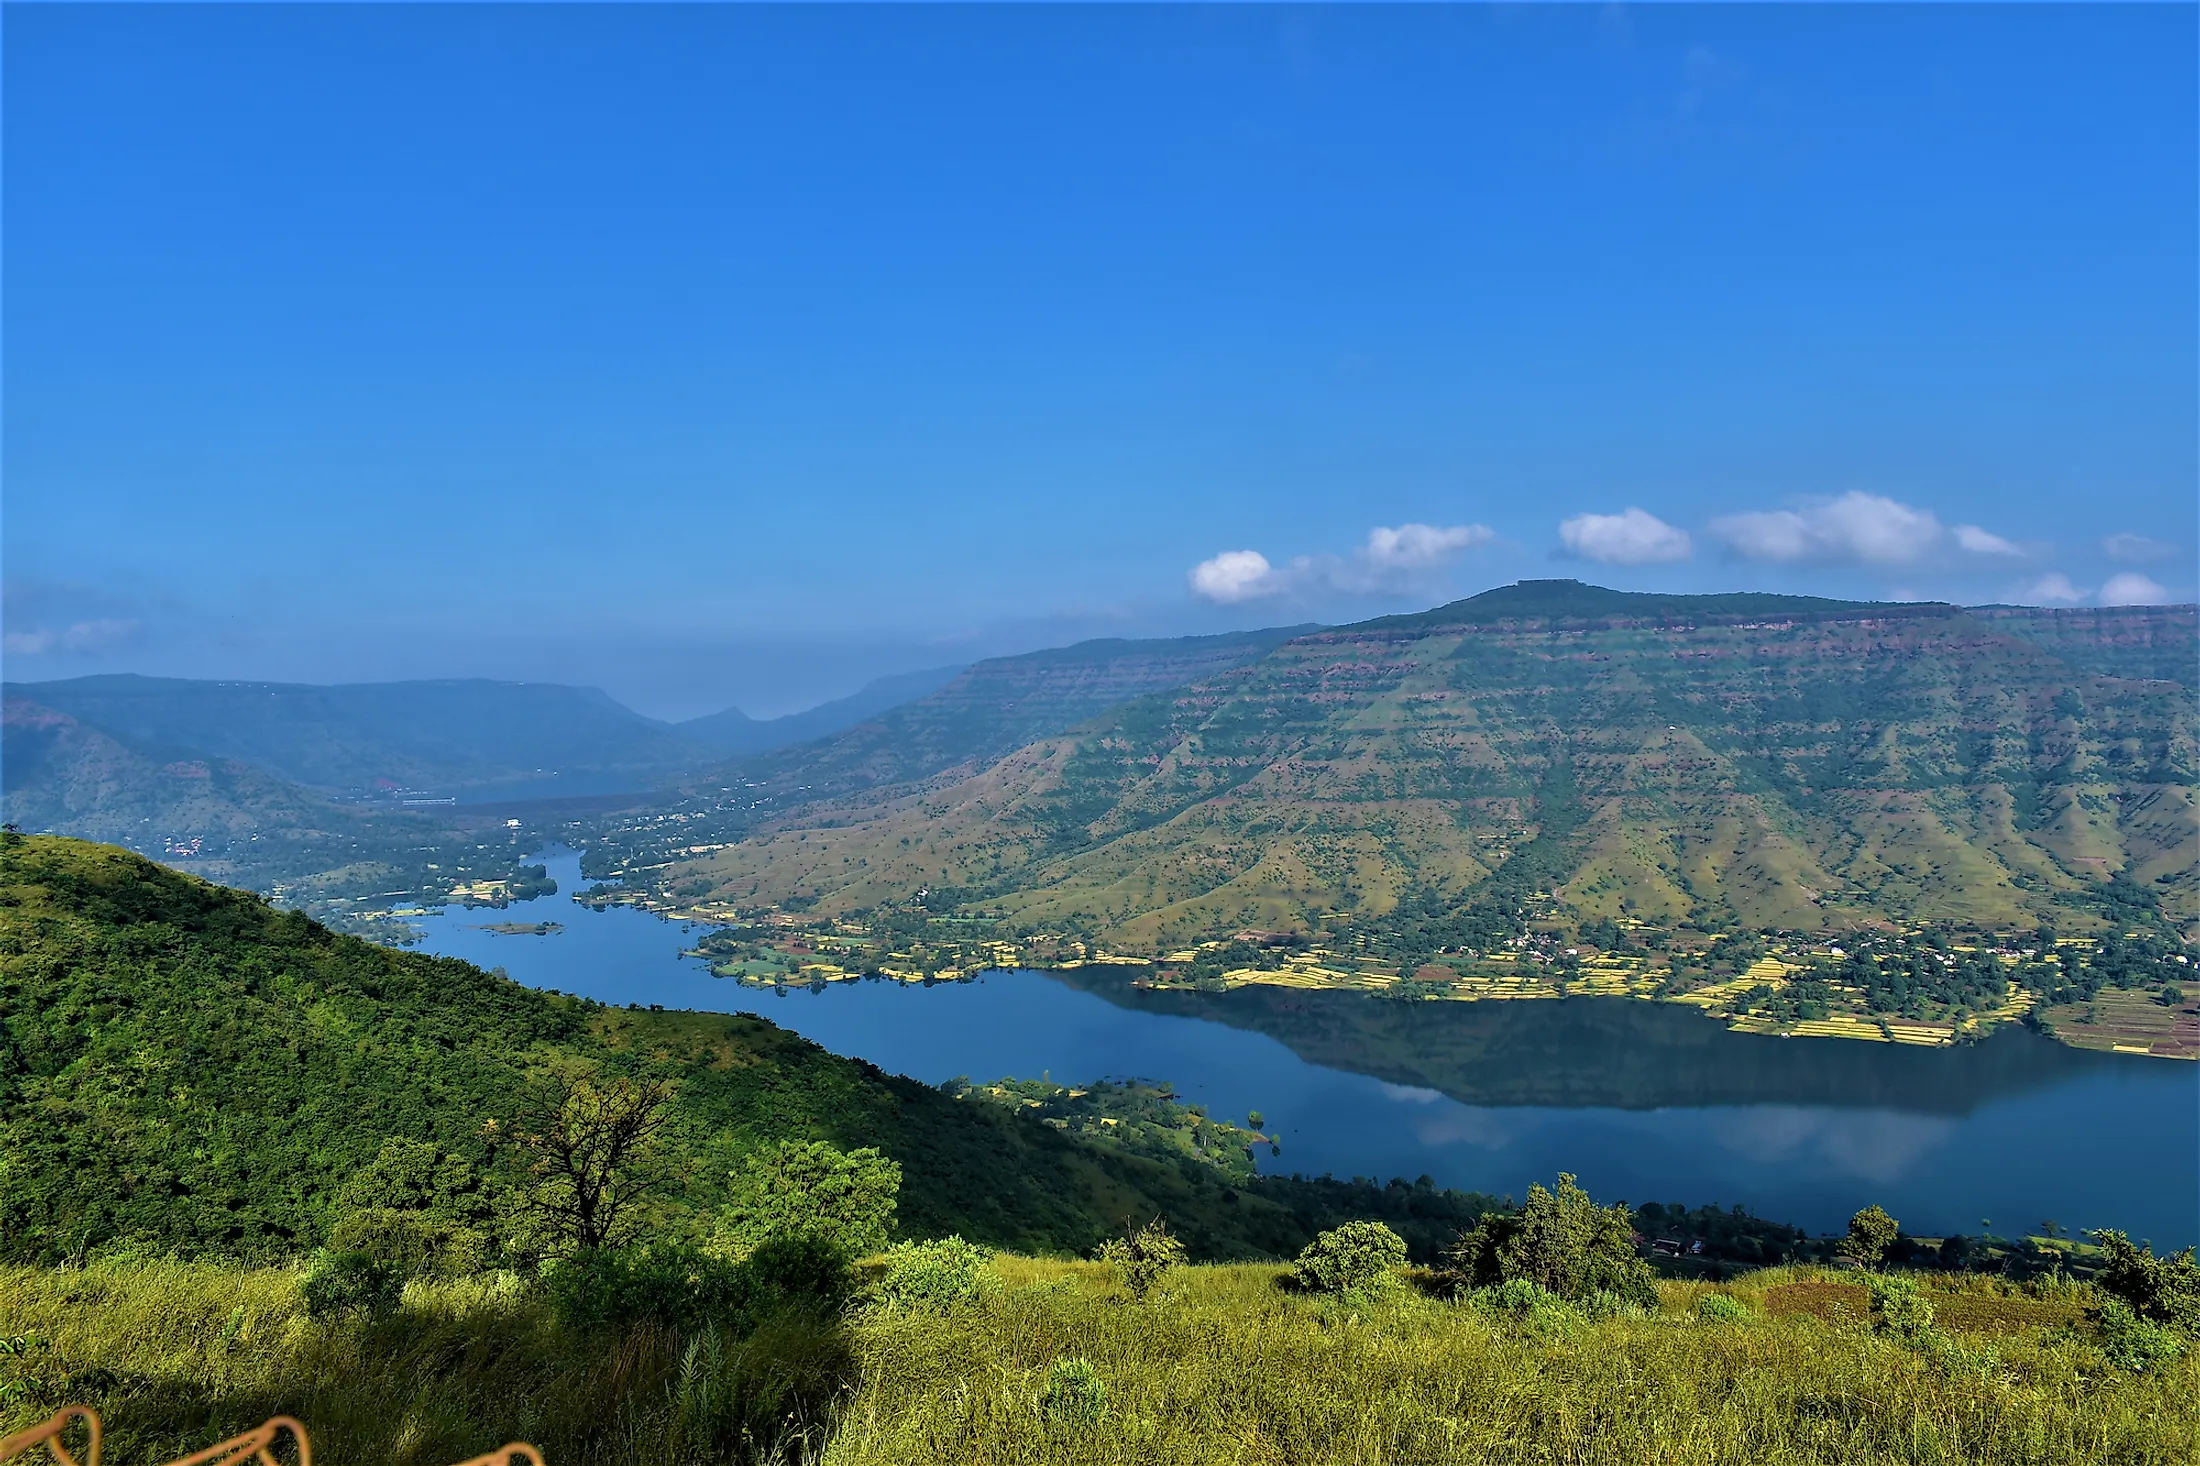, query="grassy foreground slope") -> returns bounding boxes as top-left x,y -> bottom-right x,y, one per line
2,1256 -> 2191,1466
661,583 -> 2197,946
0,834 -> 1483,1265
